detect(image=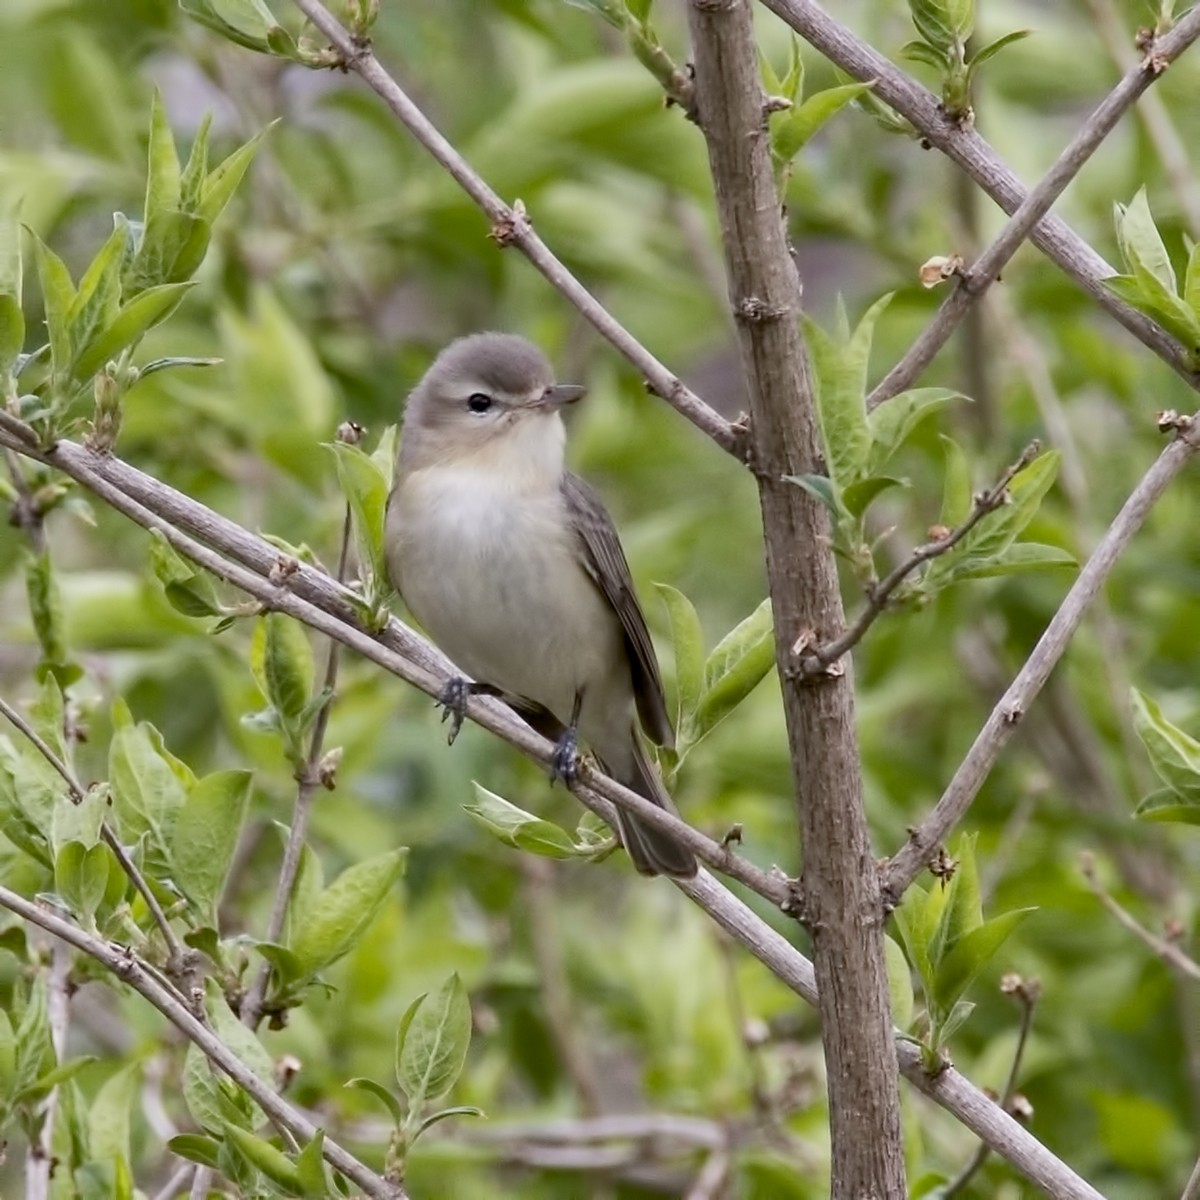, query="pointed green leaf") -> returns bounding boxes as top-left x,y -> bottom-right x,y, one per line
180,113 -> 212,211
933,997 -> 976,1046
693,598 -> 775,742
328,441 -> 391,592
200,121 -> 276,227
295,1128 -> 328,1197
0,1008 -> 16,1095
416,1105 -> 486,1137
263,613 -> 314,726
900,39 -> 950,69
941,542 -> 1076,580
55,841 -> 111,921
171,769 -> 253,924
1116,187 -> 1175,292
28,230 -> 76,373
1134,787 -> 1200,824
0,211 -> 25,375
224,1123 -> 305,1194
969,28 -> 1031,69
771,83 -> 872,162
145,90 -> 181,220
288,848 -> 407,977
1185,241 -> 1200,316
783,472 -> 840,516
842,474 -> 907,518
933,909 -> 1033,1020
345,1077 -> 405,1126
396,973 -> 472,1108
67,220 -> 128,371
930,833 -> 982,972
166,1133 -> 223,1169
868,387 -> 964,473
884,933 -> 914,1031
465,784 -> 579,859
72,281 -> 195,380
937,434 -> 971,527
150,528 -> 223,618
1131,688 -> 1200,797
109,698 -> 187,855
88,1062 -> 140,1165
654,583 -> 704,726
